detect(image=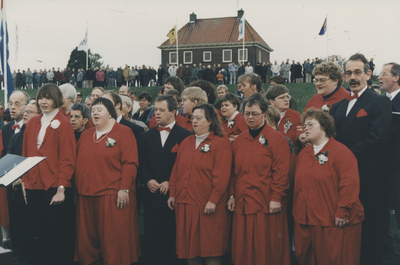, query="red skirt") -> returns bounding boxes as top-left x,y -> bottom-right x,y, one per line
75,193 -> 140,265
232,211 -> 291,265
0,187 -> 9,227
294,222 -> 362,265
175,202 -> 231,259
